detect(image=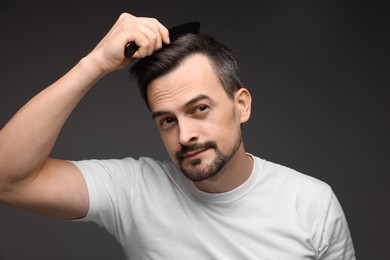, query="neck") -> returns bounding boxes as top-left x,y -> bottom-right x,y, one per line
193,144 -> 253,193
